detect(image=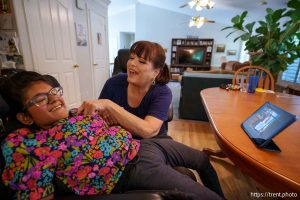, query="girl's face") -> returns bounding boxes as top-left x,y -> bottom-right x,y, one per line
23,81 -> 68,129
127,53 -> 159,88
